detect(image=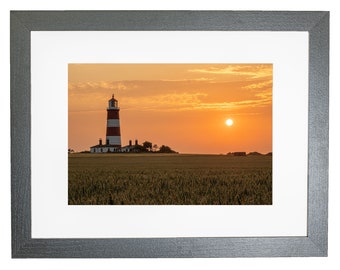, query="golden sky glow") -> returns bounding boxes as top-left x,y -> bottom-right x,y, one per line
69,64 -> 272,154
